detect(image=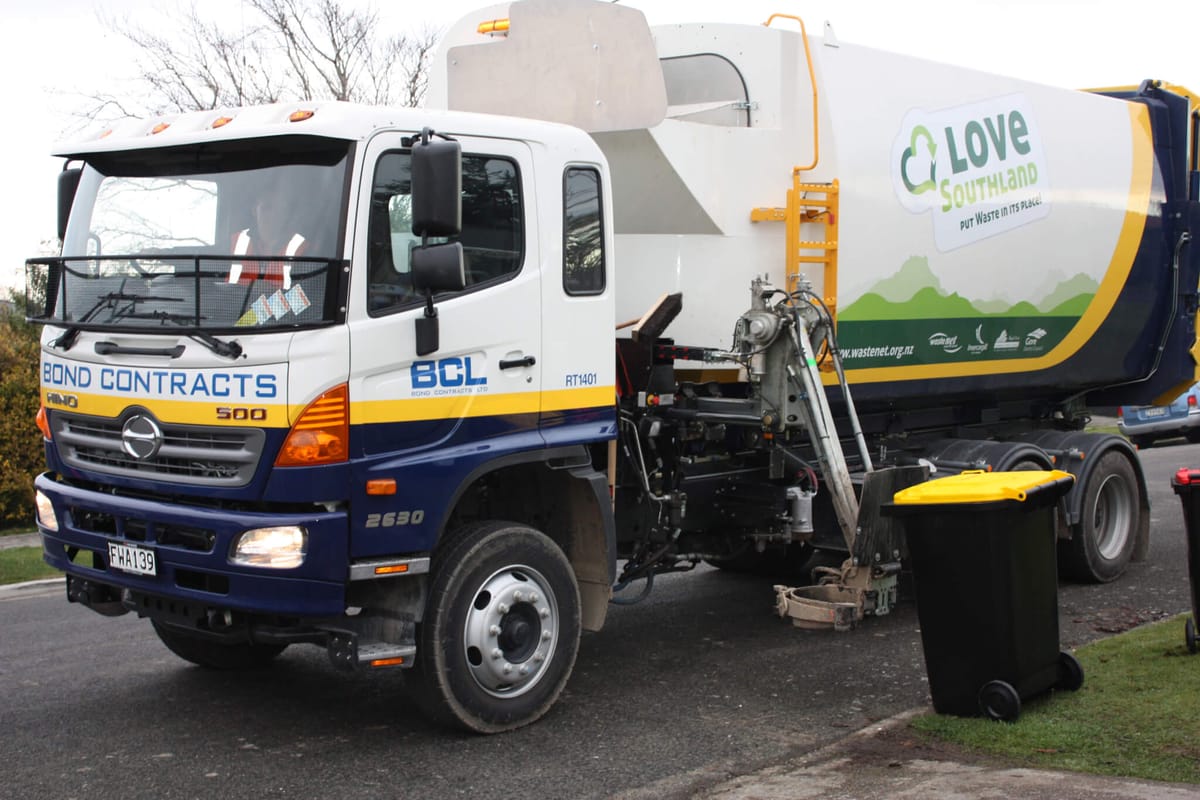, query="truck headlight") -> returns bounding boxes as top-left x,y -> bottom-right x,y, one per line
36,490 -> 59,532
230,526 -> 307,569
